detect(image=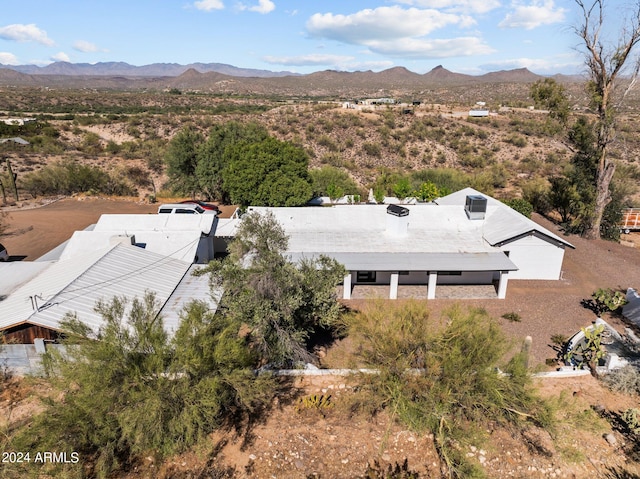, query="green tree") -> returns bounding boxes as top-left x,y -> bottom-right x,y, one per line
392,177 -> 413,199
530,78 -> 570,126
223,137 -> 313,207
549,176 -> 582,224
11,293 -> 273,478
196,121 -> 268,202
164,126 -> 204,196
207,211 -> 346,366
414,181 -> 440,202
